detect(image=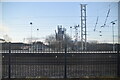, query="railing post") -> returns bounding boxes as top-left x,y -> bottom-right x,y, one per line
64,45 -> 67,79
117,44 -> 120,77
8,42 -> 11,79
64,34 -> 67,79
